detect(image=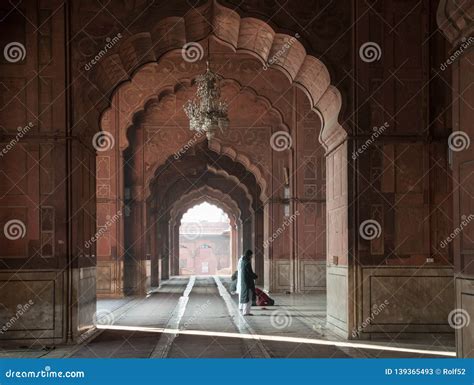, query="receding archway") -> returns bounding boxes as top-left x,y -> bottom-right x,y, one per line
169,186 -> 244,278
94,0 -> 341,336
145,140 -> 264,288
178,202 -> 232,276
